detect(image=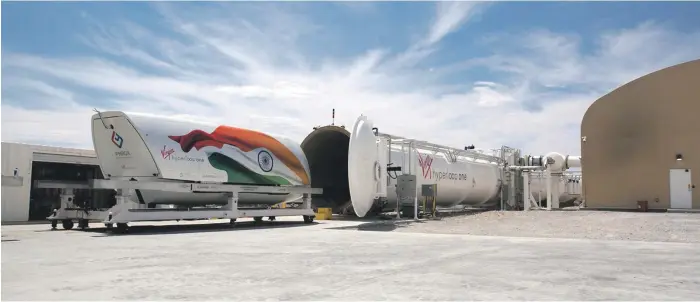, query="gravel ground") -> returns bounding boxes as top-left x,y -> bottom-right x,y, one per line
392,210 -> 700,243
